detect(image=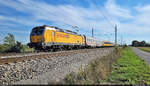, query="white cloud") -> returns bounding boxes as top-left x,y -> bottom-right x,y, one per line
0,0 -> 150,44
0,15 -> 43,27
136,5 -> 150,12
134,5 -> 150,26
104,0 -> 133,19
0,0 -> 114,33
